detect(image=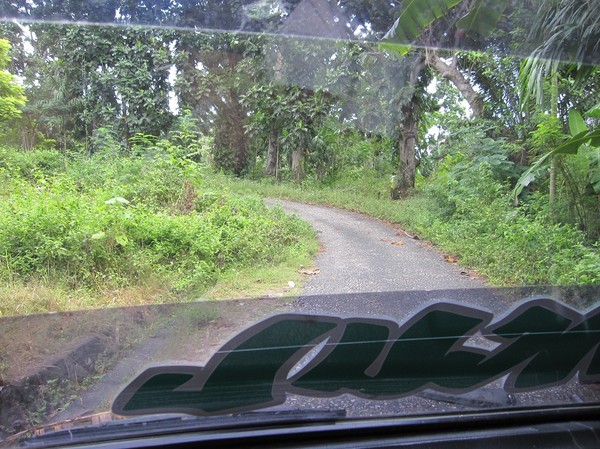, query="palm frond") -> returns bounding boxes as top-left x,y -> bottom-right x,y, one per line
455,0 -> 509,38
382,0 -> 463,44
